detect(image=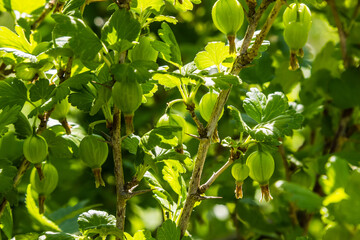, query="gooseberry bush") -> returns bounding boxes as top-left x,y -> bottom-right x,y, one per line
0,0 -> 360,239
